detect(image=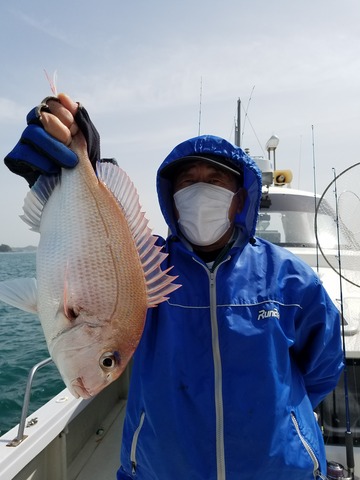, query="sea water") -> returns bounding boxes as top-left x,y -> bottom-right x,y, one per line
0,252 -> 64,436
